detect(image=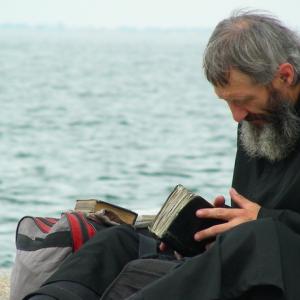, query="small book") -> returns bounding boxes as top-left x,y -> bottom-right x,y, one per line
75,199 -> 138,225
149,184 -> 227,256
